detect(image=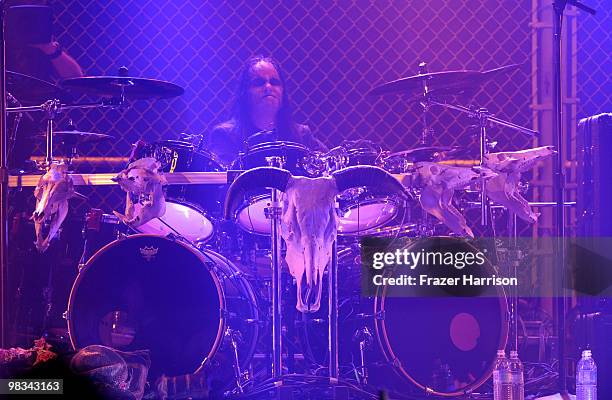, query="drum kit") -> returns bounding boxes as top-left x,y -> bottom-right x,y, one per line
6,62 -> 549,398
